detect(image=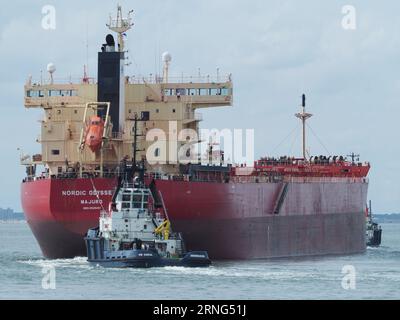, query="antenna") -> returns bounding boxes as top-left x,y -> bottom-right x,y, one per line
295,94 -> 313,160
162,51 -> 172,83
47,63 -> 56,84
106,5 -> 134,52
85,13 -> 89,76
82,65 -> 89,84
